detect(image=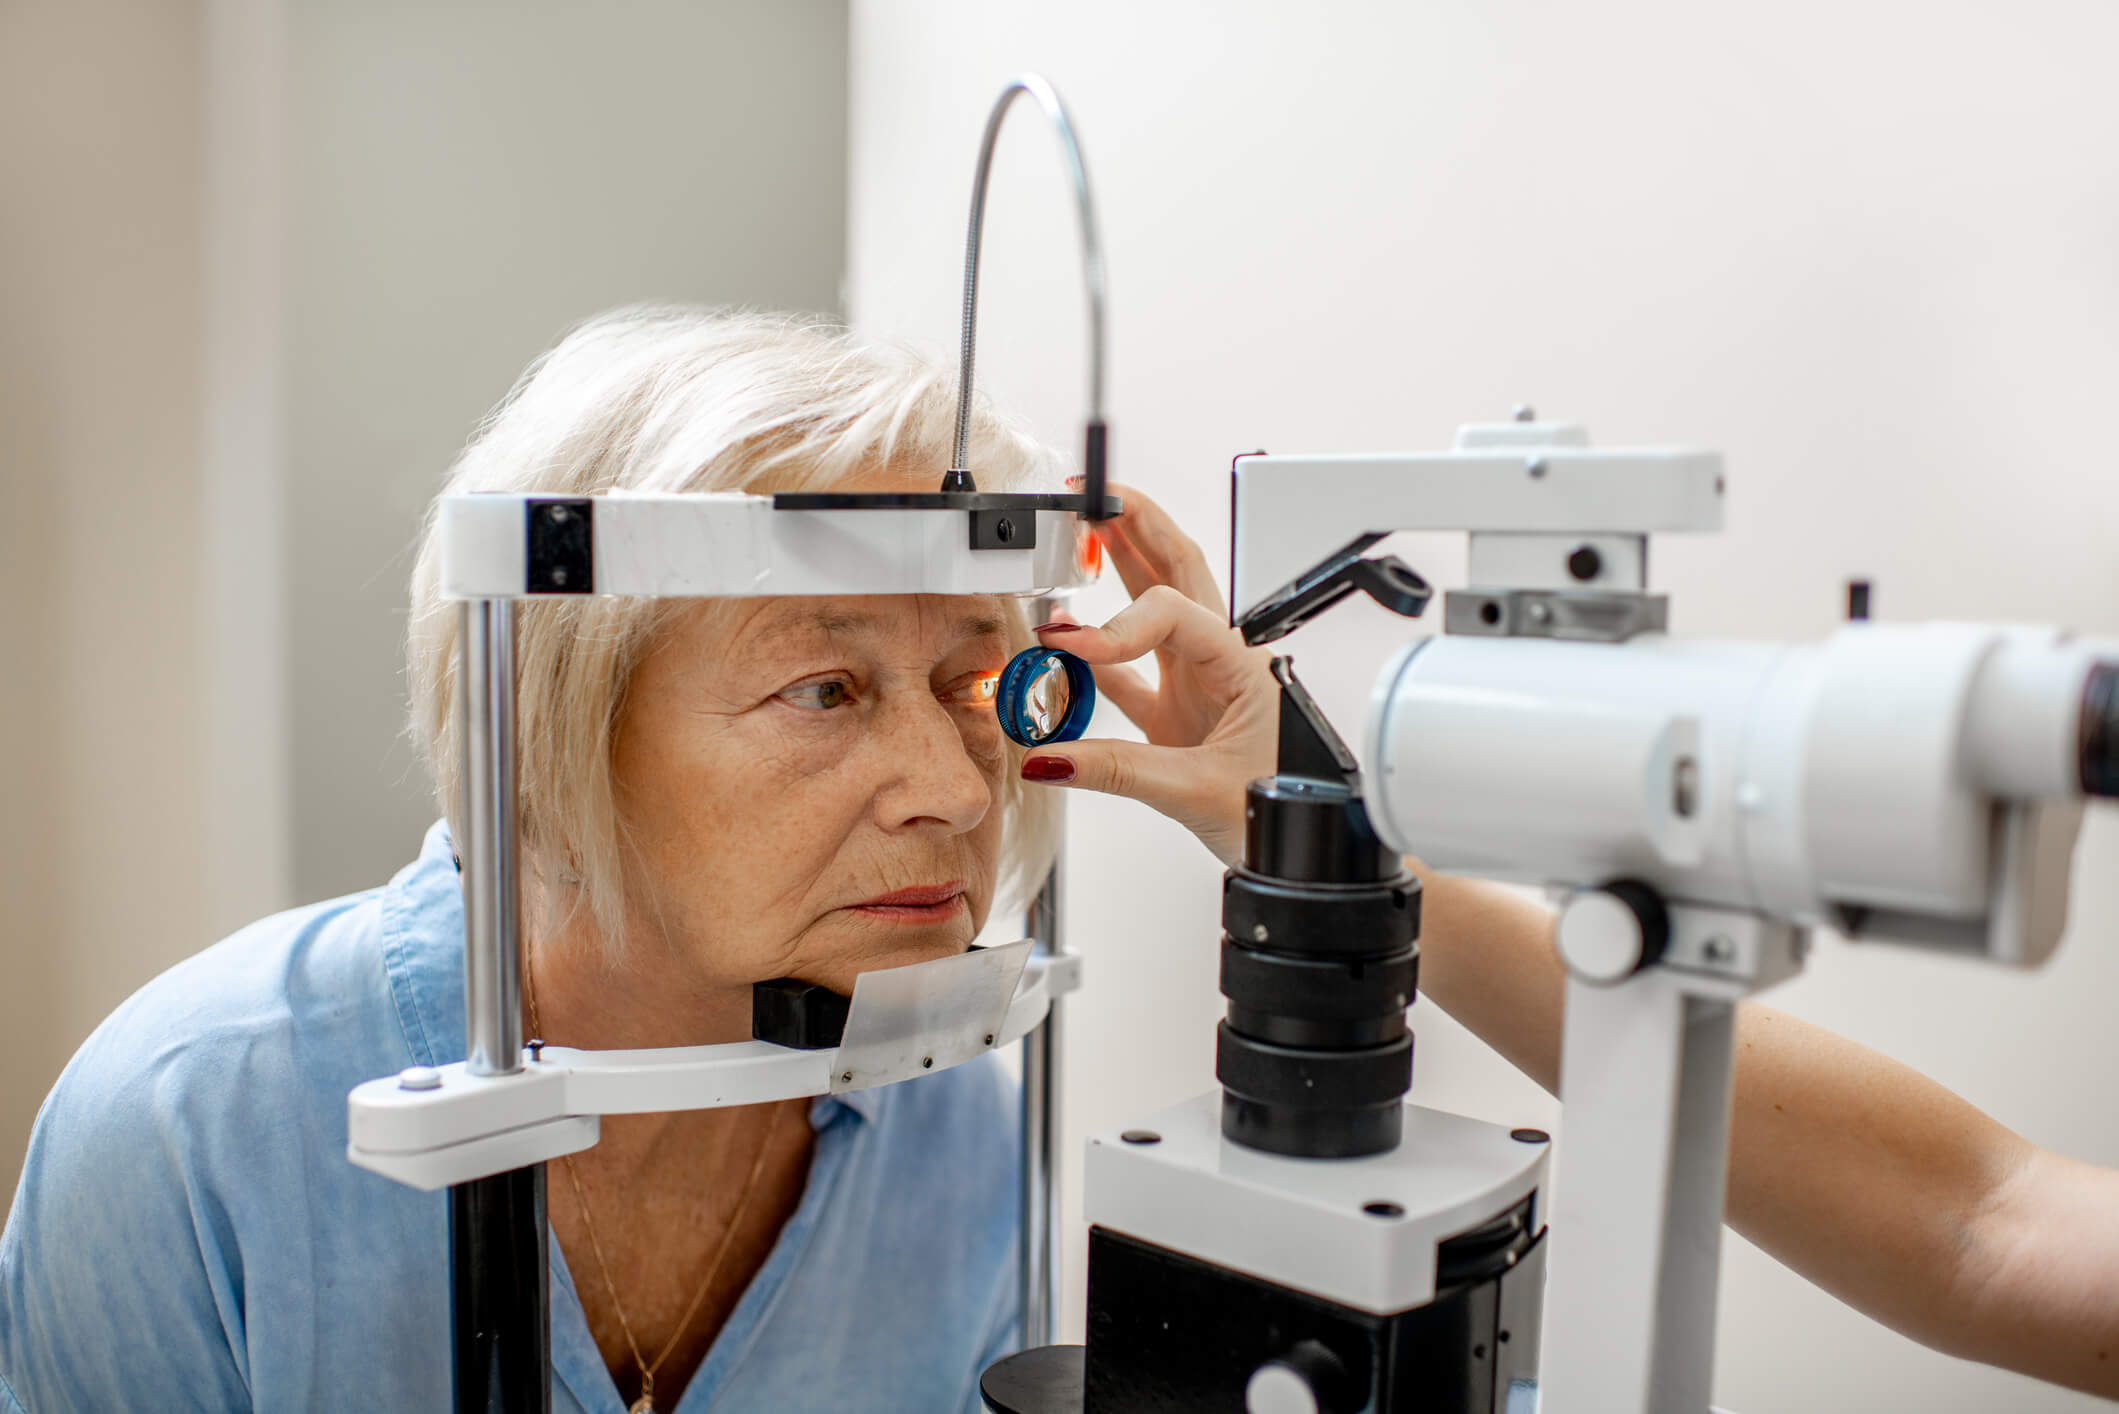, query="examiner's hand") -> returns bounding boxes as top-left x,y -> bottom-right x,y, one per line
1019,482 -> 1278,864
